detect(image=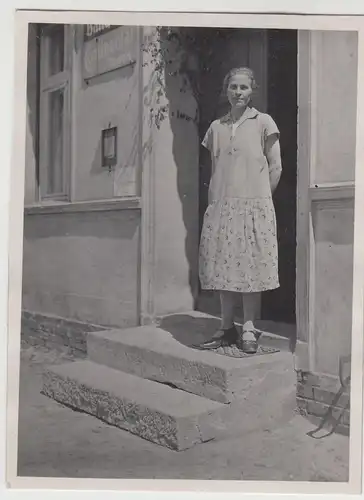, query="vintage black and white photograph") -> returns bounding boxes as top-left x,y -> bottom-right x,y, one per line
6,10 -> 364,492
